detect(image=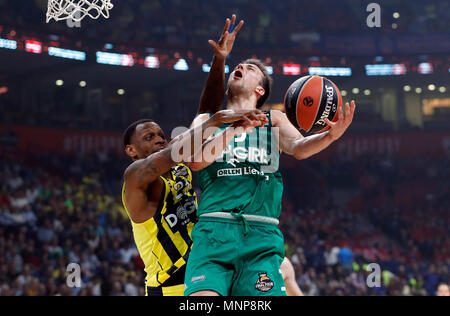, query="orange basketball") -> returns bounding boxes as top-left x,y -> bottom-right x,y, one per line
284,75 -> 342,134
